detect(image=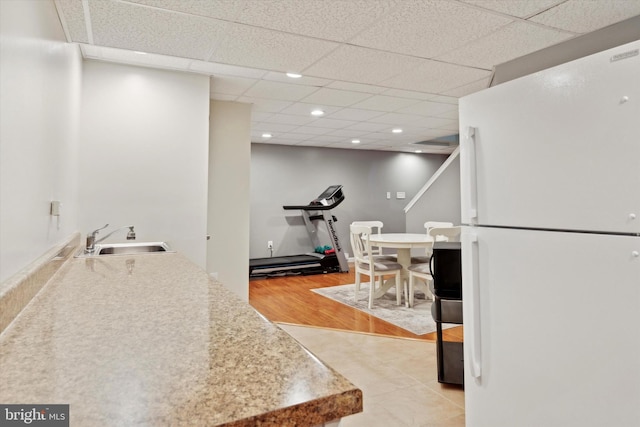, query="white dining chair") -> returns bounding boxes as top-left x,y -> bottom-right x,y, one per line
351,220 -> 396,261
350,224 -> 404,309
407,226 -> 461,308
410,221 -> 454,264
